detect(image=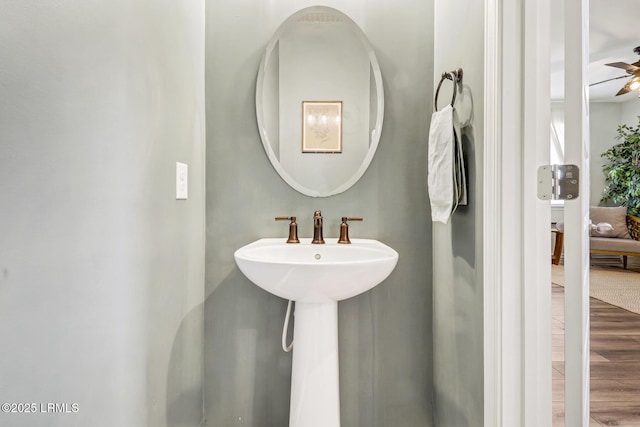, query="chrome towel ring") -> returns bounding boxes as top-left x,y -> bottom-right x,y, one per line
434,68 -> 463,111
